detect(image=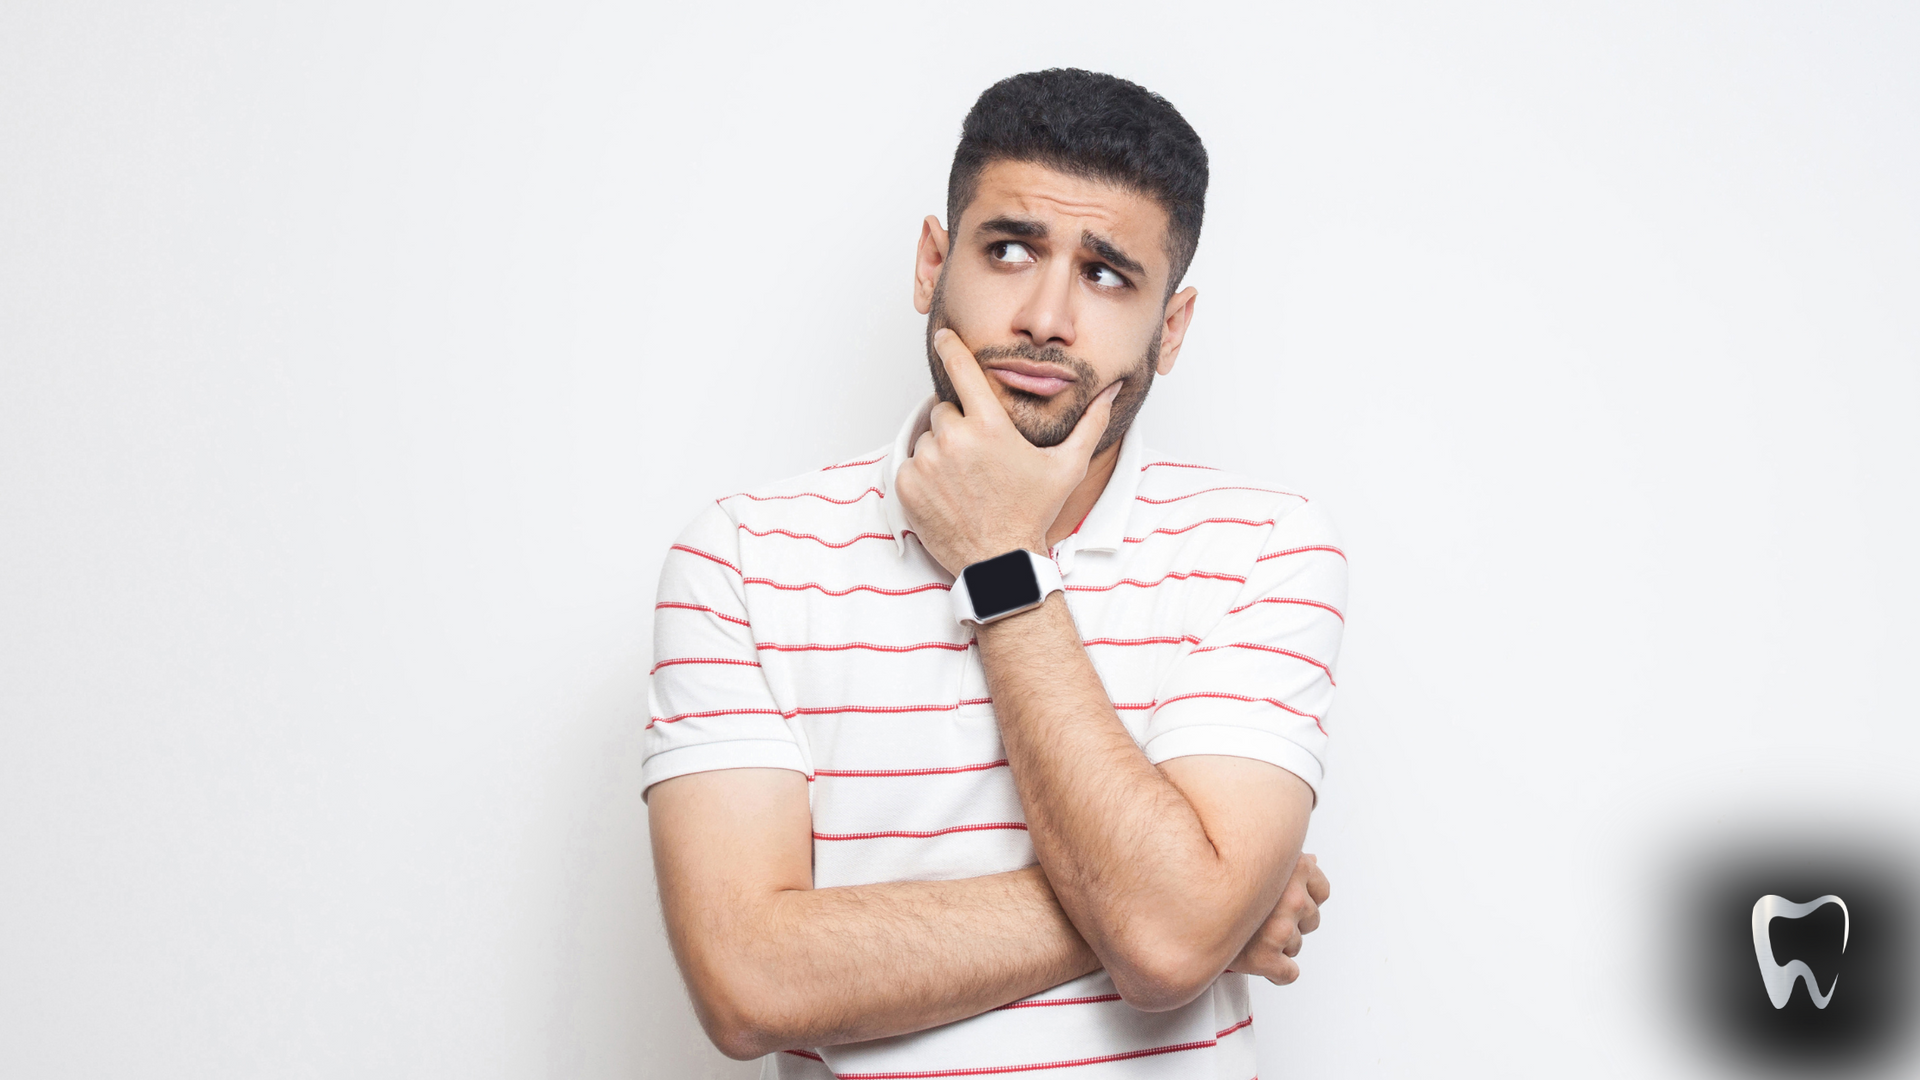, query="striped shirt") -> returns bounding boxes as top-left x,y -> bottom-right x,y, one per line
644,395 -> 1348,1079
